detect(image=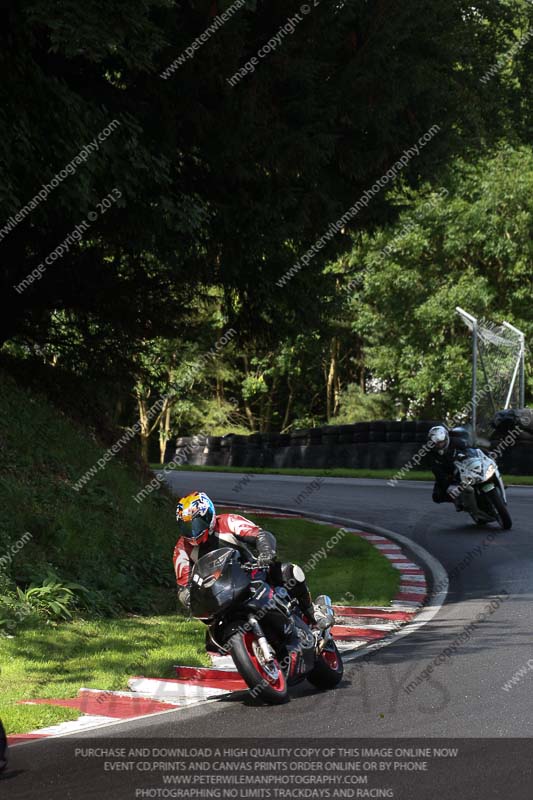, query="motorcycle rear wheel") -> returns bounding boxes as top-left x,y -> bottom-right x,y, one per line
307,641 -> 344,689
488,487 -> 512,530
230,631 -> 289,704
